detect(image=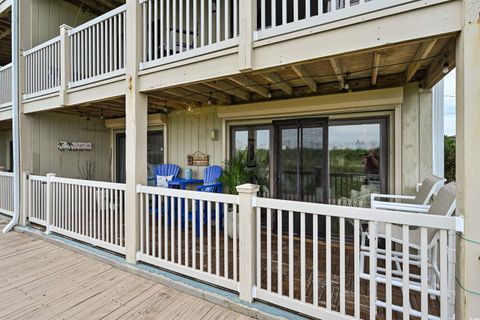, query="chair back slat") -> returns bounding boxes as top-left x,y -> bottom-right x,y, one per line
414,175 -> 445,205
154,164 -> 180,179
204,165 -> 222,185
